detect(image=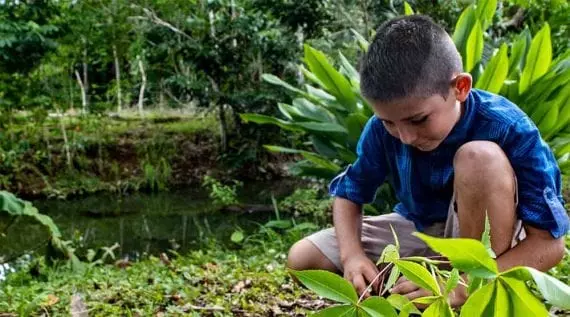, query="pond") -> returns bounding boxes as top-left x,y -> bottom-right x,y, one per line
0,180 -> 300,277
